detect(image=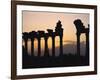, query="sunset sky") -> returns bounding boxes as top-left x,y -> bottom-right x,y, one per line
22,11 -> 89,56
